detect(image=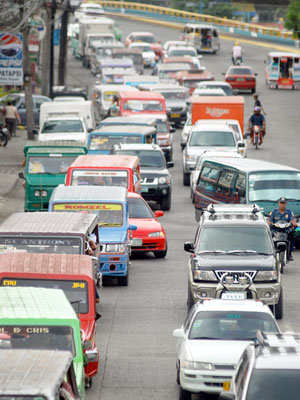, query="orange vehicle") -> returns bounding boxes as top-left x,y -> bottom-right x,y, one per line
117,91 -> 166,116
189,96 -> 245,135
176,68 -> 214,95
0,252 -> 100,387
66,154 -> 141,193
